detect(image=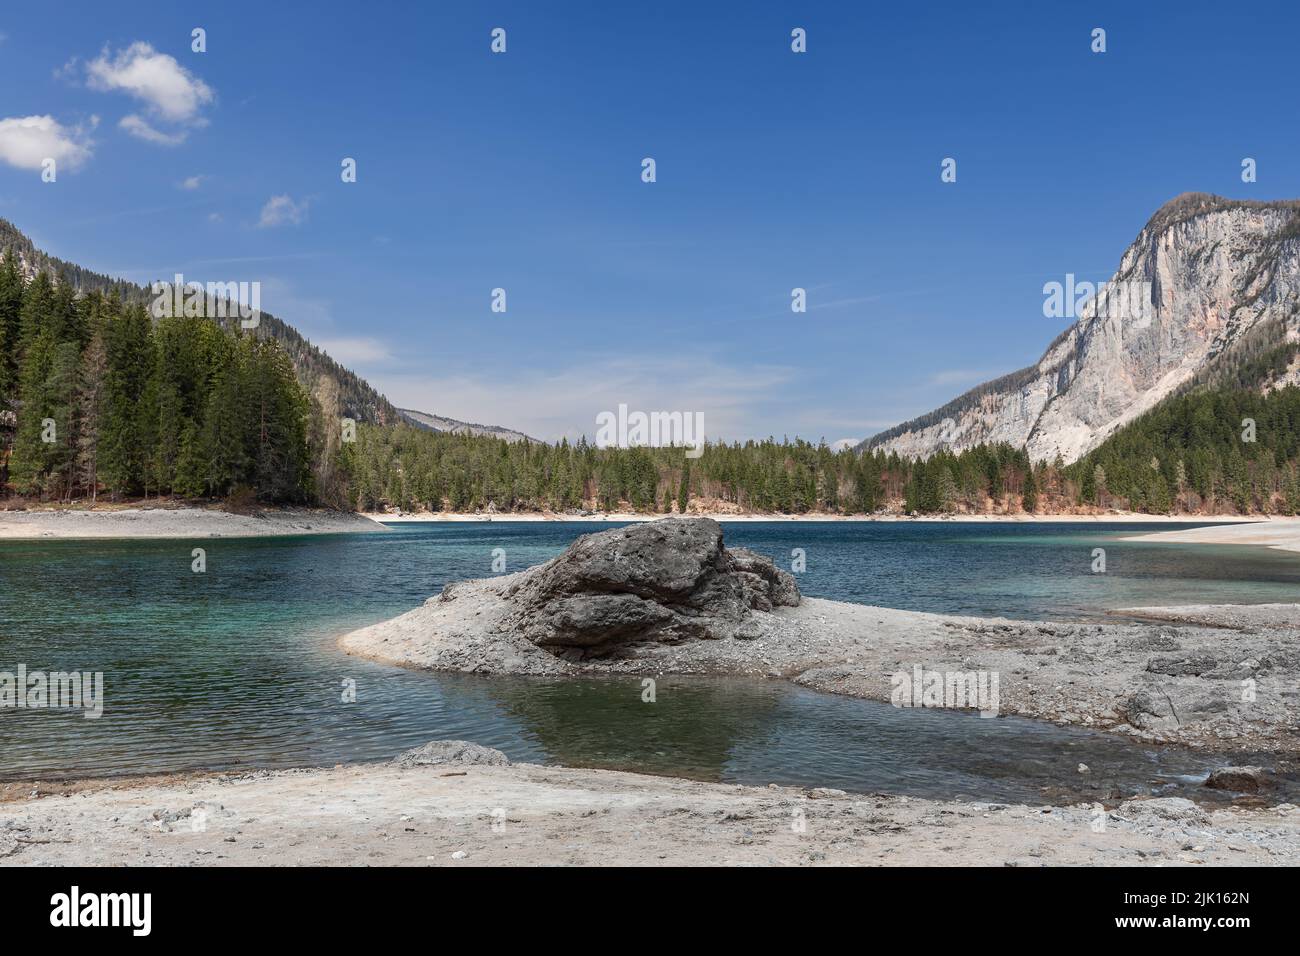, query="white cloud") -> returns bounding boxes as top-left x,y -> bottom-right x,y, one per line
180,174 -> 205,190
119,114 -> 188,146
0,115 -> 93,171
207,212 -> 222,222
258,194 -> 309,228
86,42 -> 213,122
